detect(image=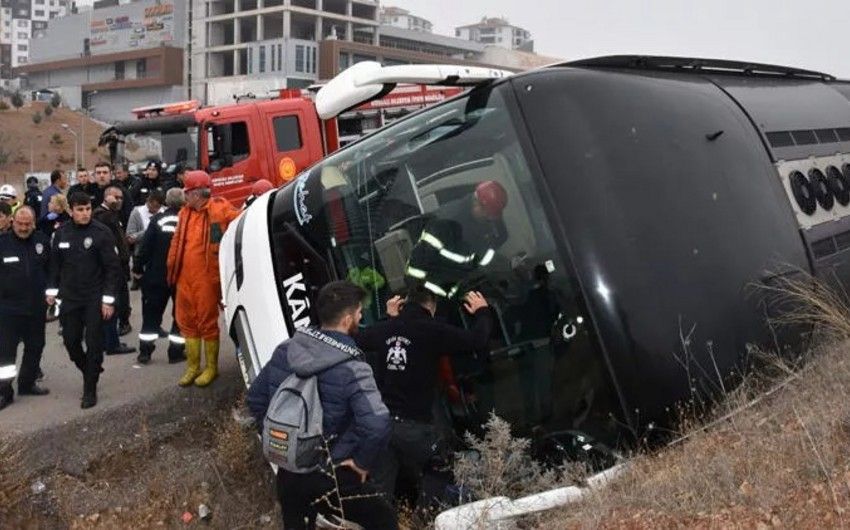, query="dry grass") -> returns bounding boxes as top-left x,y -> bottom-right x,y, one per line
542,272 -> 850,528
0,438 -> 31,526
7,402 -> 278,528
